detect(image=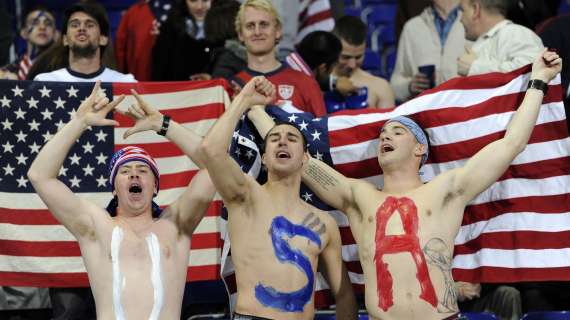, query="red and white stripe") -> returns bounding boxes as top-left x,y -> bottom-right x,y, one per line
297,0 -> 335,43
0,80 -> 230,287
